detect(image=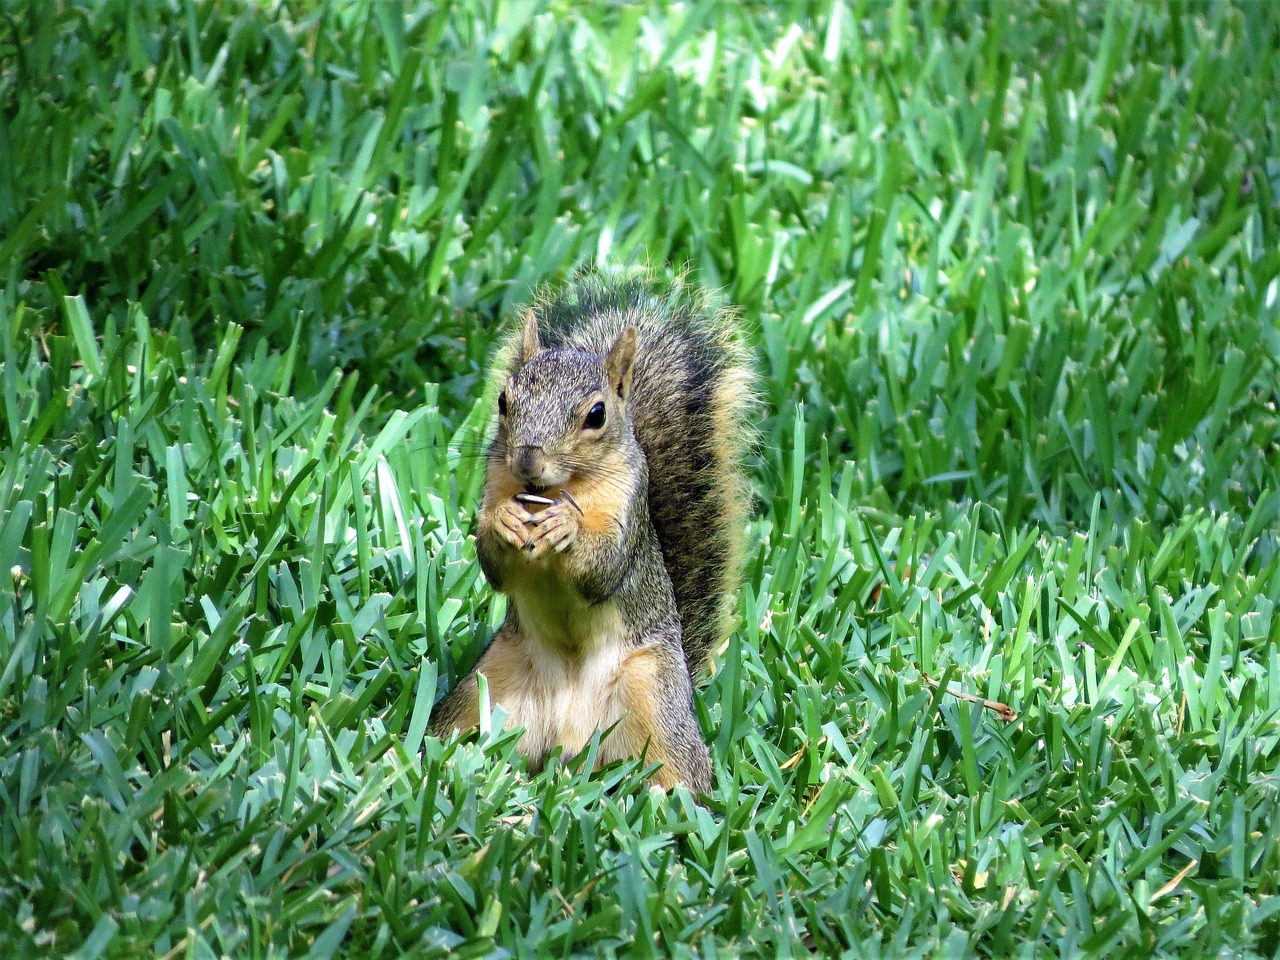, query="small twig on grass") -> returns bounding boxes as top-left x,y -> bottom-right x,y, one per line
923,674 -> 1018,723
1151,858 -> 1199,903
